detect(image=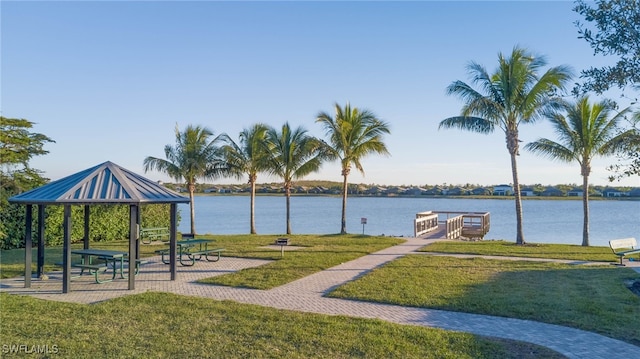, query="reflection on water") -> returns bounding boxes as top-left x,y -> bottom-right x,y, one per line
178,196 -> 640,247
